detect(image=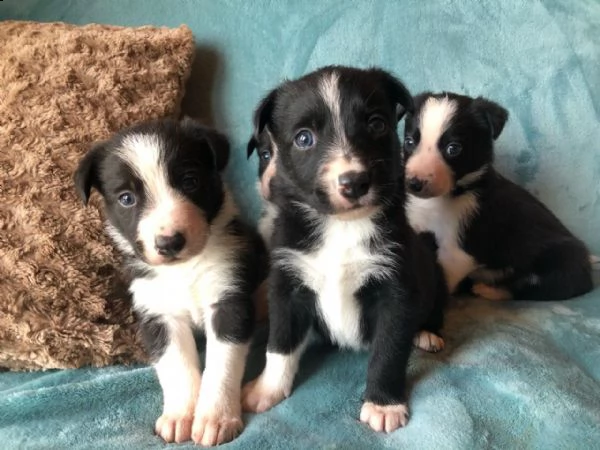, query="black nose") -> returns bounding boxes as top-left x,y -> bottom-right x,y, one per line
338,171 -> 371,200
407,177 -> 425,193
155,232 -> 186,257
